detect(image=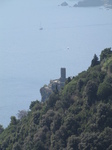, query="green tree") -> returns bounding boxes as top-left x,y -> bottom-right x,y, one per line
33,141 -> 45,150
29,100 -> 38,110
67,135 -> 80,150
51,113 -> 62,133
0,125 -> 4,134
85,80 -> 98,105
12,142 -> 21,150
10,116 -> 17,125
96,103 -> 112,130
100,48 -> 112,61
17,110 -> 28,120
98,127 -> 112,150
97,82 -> 112,100
79,132 -> 98,150
77,79 -> 84,92
91,54 -> 99,67
98,71 -> 106,82
32,111 -> 40,125
108,62 -> 112,73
